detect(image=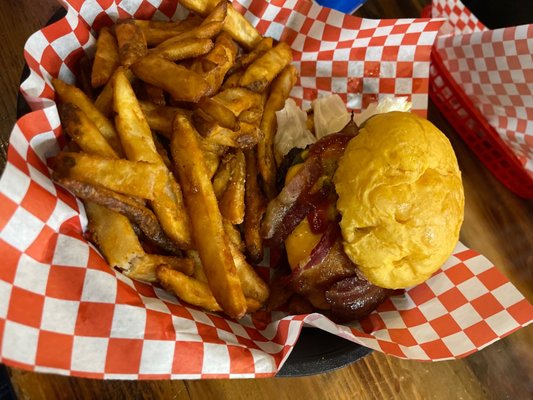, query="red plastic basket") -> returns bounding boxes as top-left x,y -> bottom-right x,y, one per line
422,5 -> 533,199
